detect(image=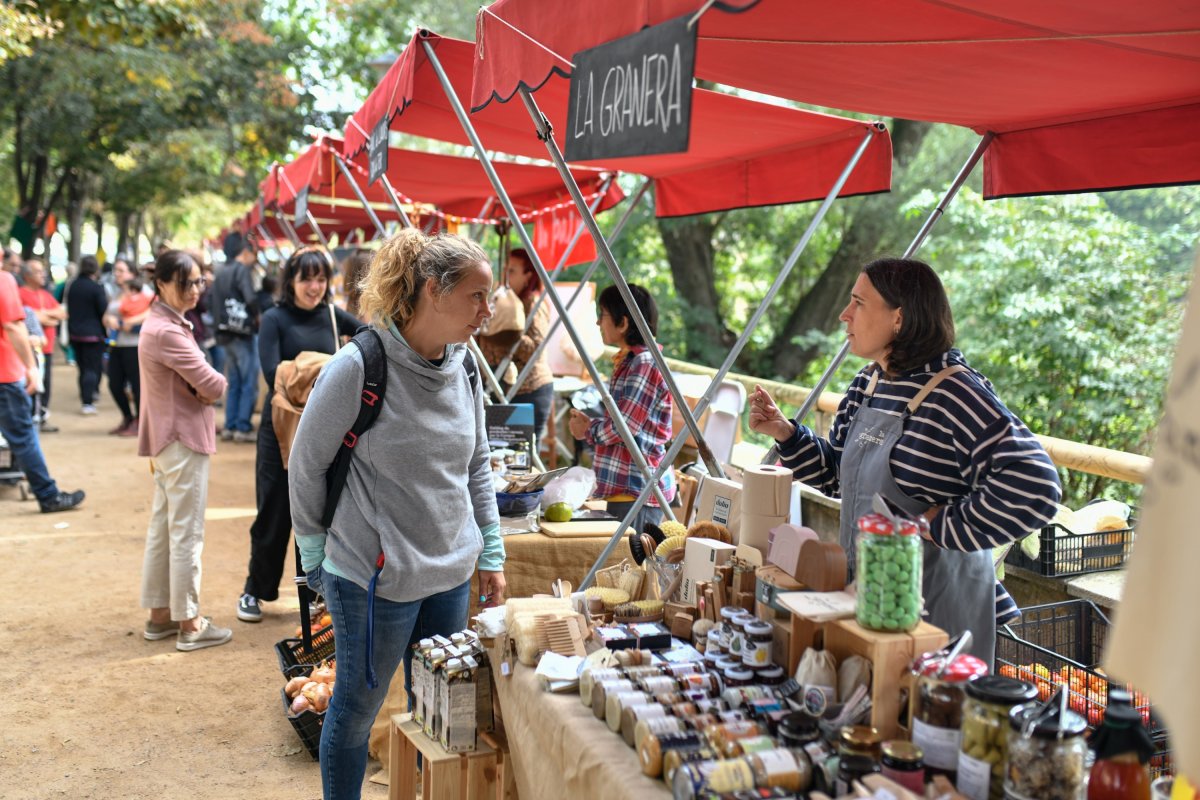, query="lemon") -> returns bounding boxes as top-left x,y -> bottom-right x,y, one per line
545,502 -> 573,523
